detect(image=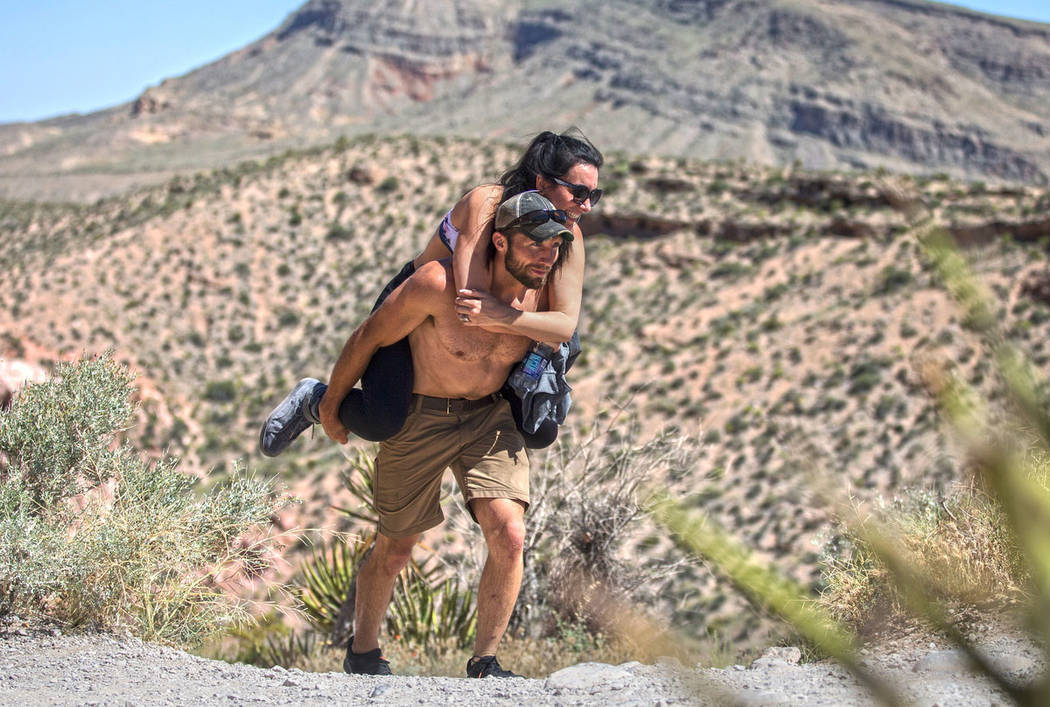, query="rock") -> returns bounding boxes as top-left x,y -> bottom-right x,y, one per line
578,211 -> 695,240
130,87 -> 173,117
370,683 -> 394,698
755,646 -> 803,667
0,359 -> 47,410
655,655 -> 683,668
545,662 -> 633,692
914,649 -> 969,674
347,163 -> 383,185
990,652 -> 1037,677
1020,267 -> 1050,306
